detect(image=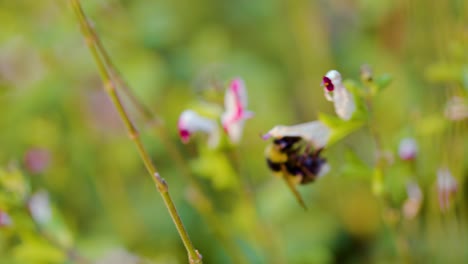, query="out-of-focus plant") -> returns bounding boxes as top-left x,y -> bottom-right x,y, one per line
69,1 -> 202,263
261,66 -> 393,209
0,165 -> 84,264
